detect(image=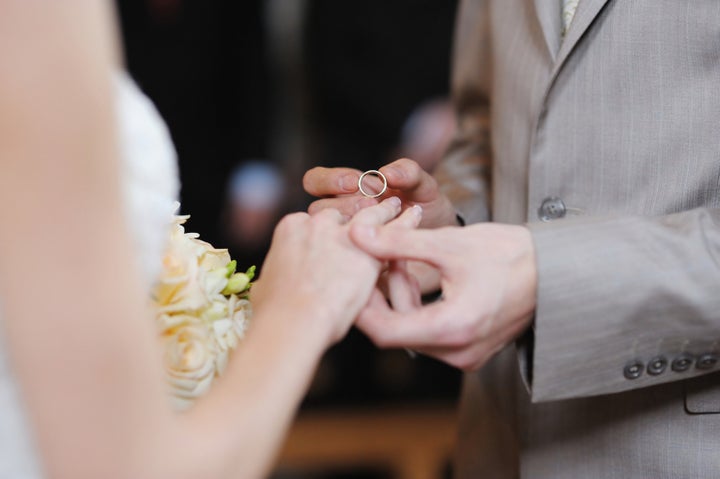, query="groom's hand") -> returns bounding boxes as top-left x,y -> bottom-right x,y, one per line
349,222 -> 538,371
303,158 -> 459,229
